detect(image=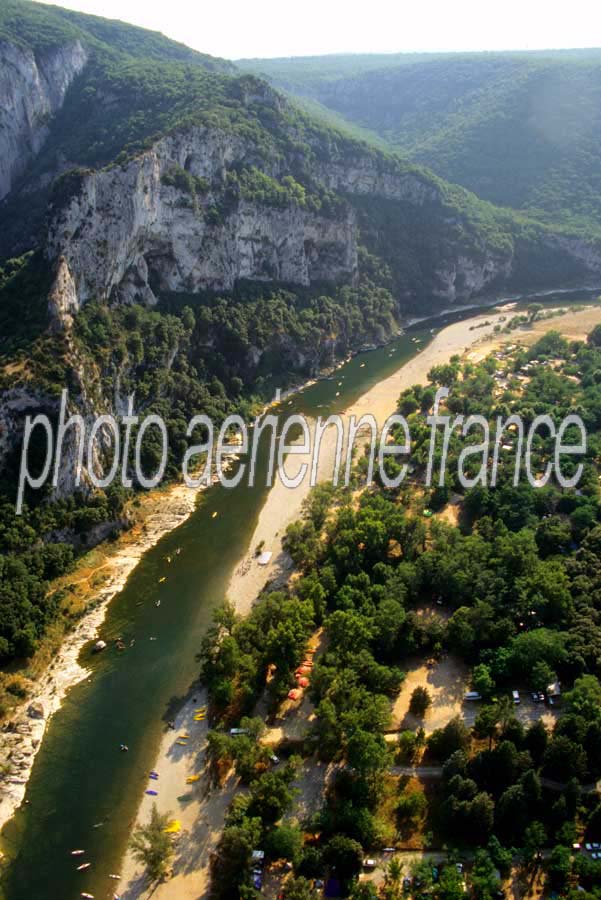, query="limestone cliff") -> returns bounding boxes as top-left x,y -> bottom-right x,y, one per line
0,38 -> 87,201
45,126 -> 358,310
44,124 -> 517,313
